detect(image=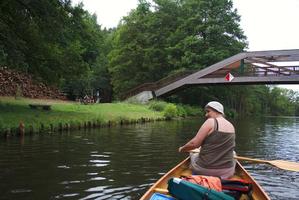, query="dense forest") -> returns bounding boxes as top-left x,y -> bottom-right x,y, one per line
0,0 -> 298,116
